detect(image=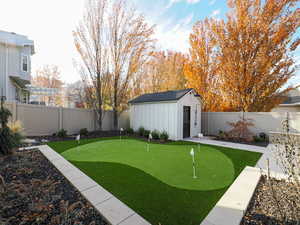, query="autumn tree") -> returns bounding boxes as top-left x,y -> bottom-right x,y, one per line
141,51 -> 187,94
73,0 -> 110,130
32,65 -> 64,106
185,0 -> 300,112
107,0 -> 155,129
184,19 -> 232,111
